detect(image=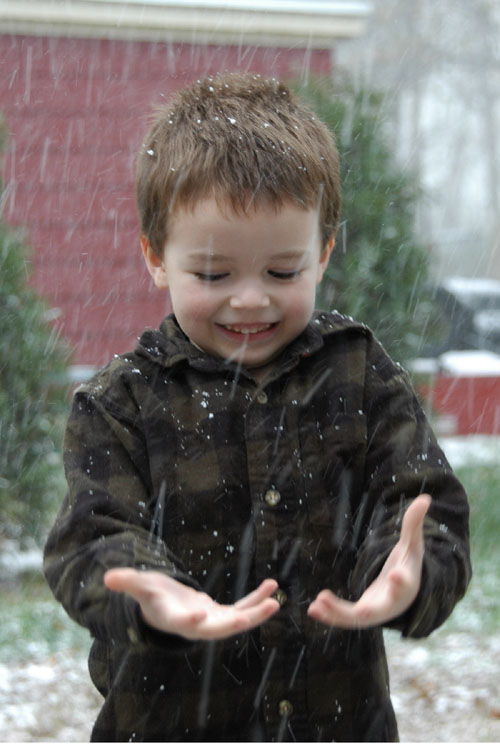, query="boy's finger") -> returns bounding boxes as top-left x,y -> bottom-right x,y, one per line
227,598 -> 280,634
308,590 -> 388,629
191,599 -> 279,641
308,599 -> 357,628
308,589 -> 353,622
234,579 -> 279,609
